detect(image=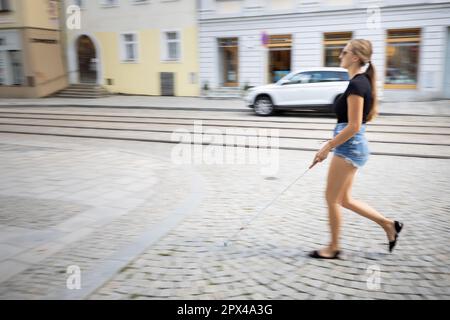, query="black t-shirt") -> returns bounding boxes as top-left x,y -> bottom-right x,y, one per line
334,73 -> 372,124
